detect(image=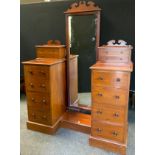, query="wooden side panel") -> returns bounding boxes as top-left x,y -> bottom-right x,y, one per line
50,62 -> 66,125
